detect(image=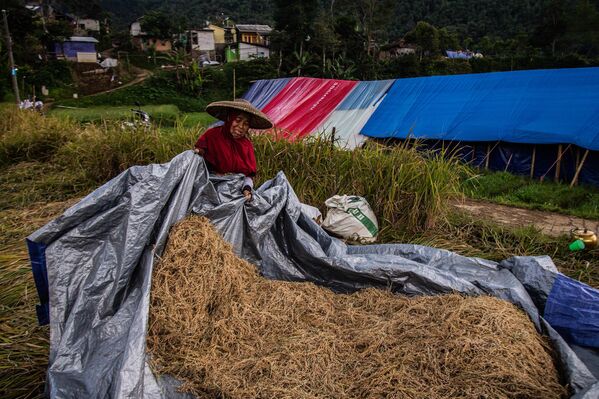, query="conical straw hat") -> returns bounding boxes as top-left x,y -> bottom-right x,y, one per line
206,99 -> 273,129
